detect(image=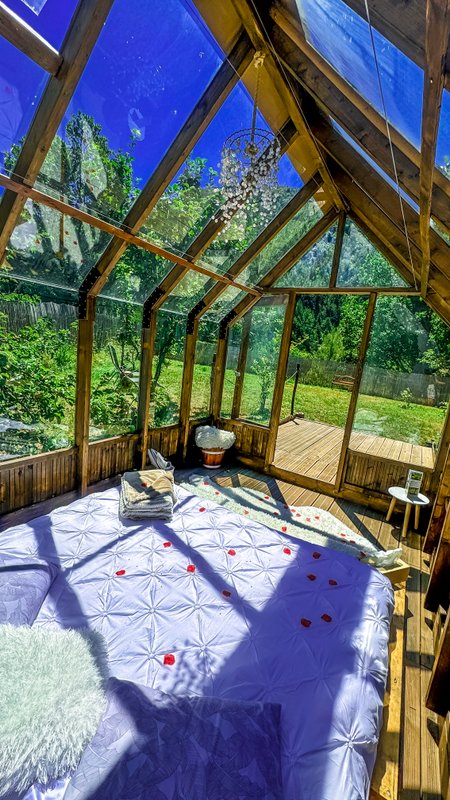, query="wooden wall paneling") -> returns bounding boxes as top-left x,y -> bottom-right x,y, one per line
425,502 -> 450,612
335,292 -> 377,491
425,447 -> 450,554
0,448 -> 77,515
264,292 -> 297,467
